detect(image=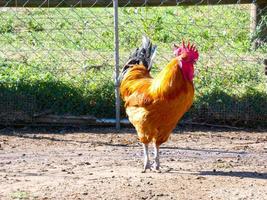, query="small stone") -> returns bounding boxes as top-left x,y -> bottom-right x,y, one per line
196,176 -> 206,180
